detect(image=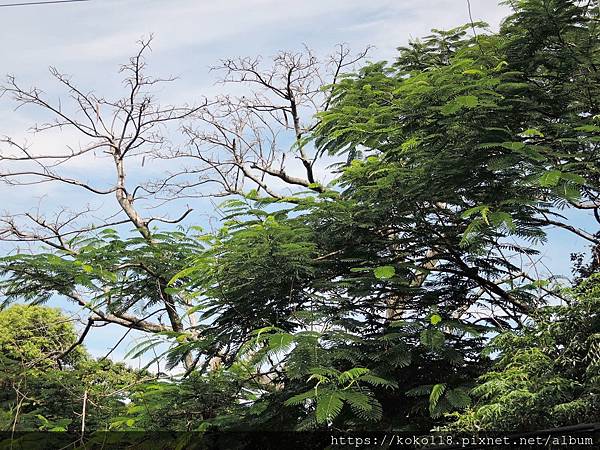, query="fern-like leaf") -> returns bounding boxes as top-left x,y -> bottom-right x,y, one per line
316,391 -> 344,424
